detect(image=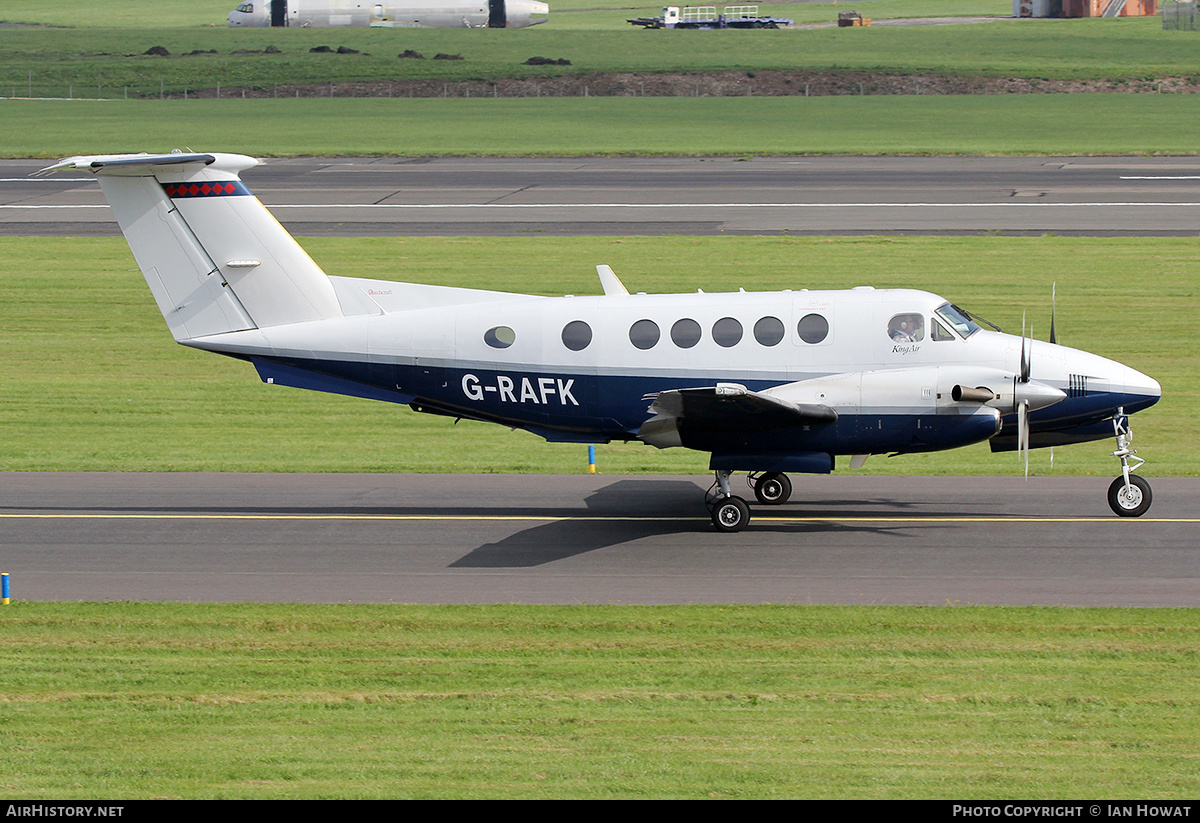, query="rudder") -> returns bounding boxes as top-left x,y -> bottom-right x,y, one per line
43,151 -> 342,340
